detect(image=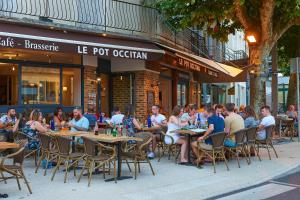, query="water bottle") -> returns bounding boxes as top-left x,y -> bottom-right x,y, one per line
94,122 -> 99,135
147,115 -> 151,128
50,119 -> 55,130
99,114 -> 103,123
197,113 -> 201,128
